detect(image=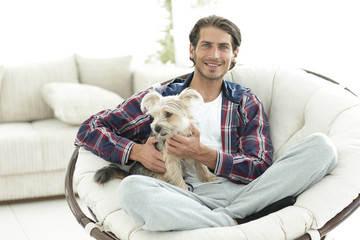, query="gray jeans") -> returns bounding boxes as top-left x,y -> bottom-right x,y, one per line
117,133 -> 337,231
